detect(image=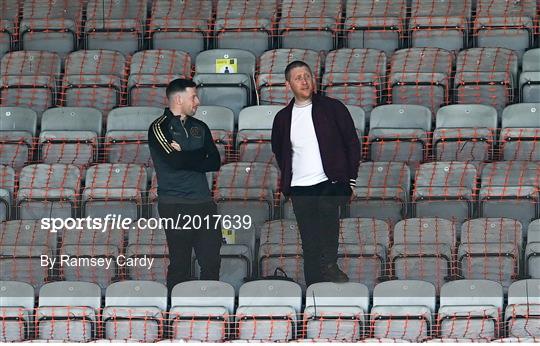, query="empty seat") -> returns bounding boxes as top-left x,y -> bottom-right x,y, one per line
433,104 -> 498,165
338,217 -> 391,291
500,103 -> 540,161
0,220 -> 57,292
1,51 -> 61,116
36,281 -> 101,342
391,218 -> 456,291
505,279 -> 540,338
257,48 -> 322,105
526,219 -> 540,279
389,48 -> 453,113
322,48 -> 386,116
39,107 -> 102,166
304,282 -> 370,341
83,163 -> 147,219
103,280 -> 167,342
279,0 -> 341,52
480,161 -> 539,229
459,218 -> 523,291
0,281 -> 34,342
237,105 -> 280,165
438,280 -> 503,340
236,280 -> 302,341
60,222 -> 125,292
474,0 -> 536,60
105,106 -> 163,169
215,162 -> 279,245
409,0 -> 471,52
371,280 -> 436,341
194,105 -> 235,163
85,0 -> 147,56
16,163 -> 80,219
215,0 -> 277,58
194,49 -> 256,124
169,280 -> 235,341
148,0 -> 212,59
0,107 -> 36,170
20,0 -> 83,58
126,225 -> 168,285
128,50 -> 192,107
350,162 -> 410,225
454,48 -> 518,116
344,0 -> 407,56
62,50 -> 126,115
0,1 -> 18,58
413,162 -> 477,225
368,104 -> 431,172
520,49 -> 540,102
0,164 -> 15,220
